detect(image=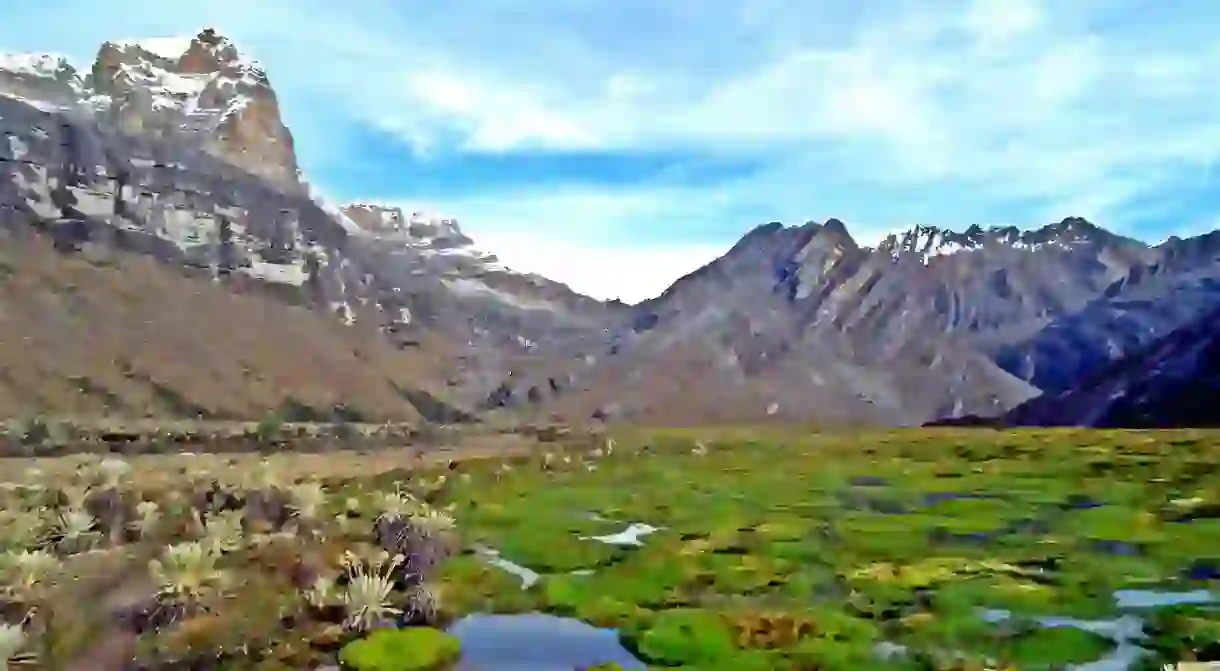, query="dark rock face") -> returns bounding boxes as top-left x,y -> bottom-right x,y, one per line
1004,302 -> 1220,427
514,217 -> 1172,425
467,213 -> 1220,427
993,228 -> 1220,388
